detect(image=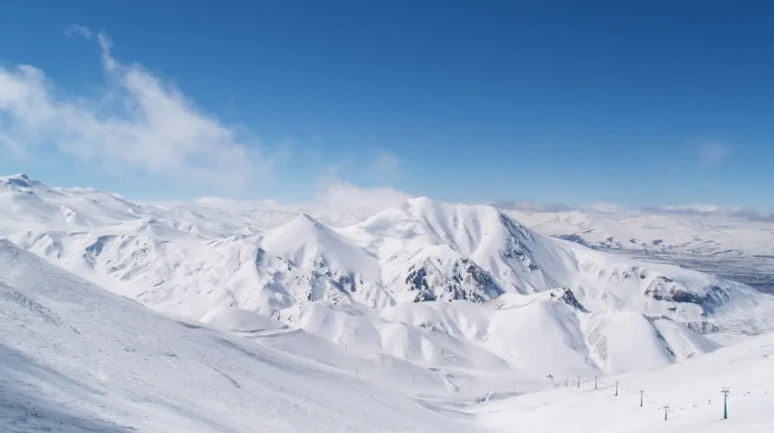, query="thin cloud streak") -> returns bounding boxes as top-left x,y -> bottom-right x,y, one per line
697,142 -> 729,167
0,25 -> 274,189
